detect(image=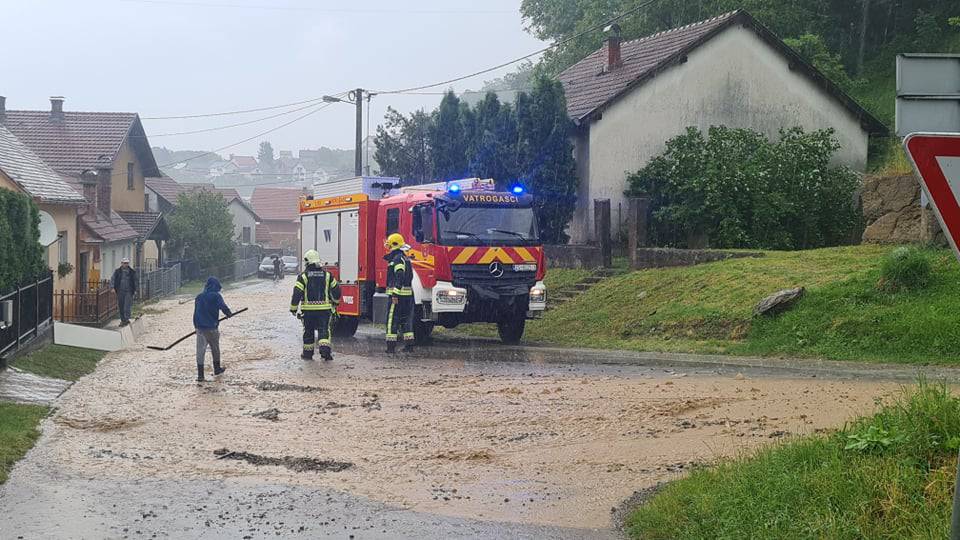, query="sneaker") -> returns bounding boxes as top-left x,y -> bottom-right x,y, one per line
213,367 -> 226,376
